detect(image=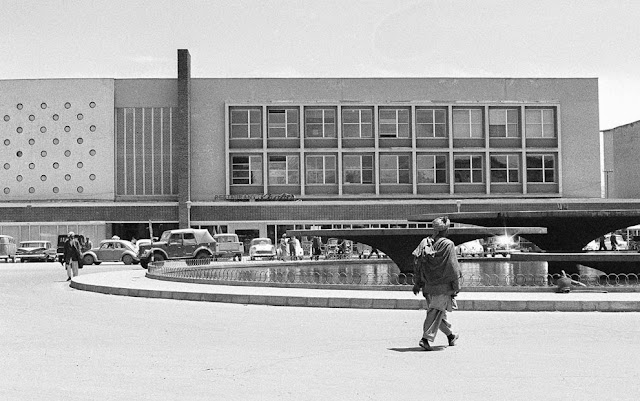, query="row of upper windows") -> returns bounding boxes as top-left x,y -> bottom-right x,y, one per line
231,153 -> 556,186
229,106 -> 556,140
